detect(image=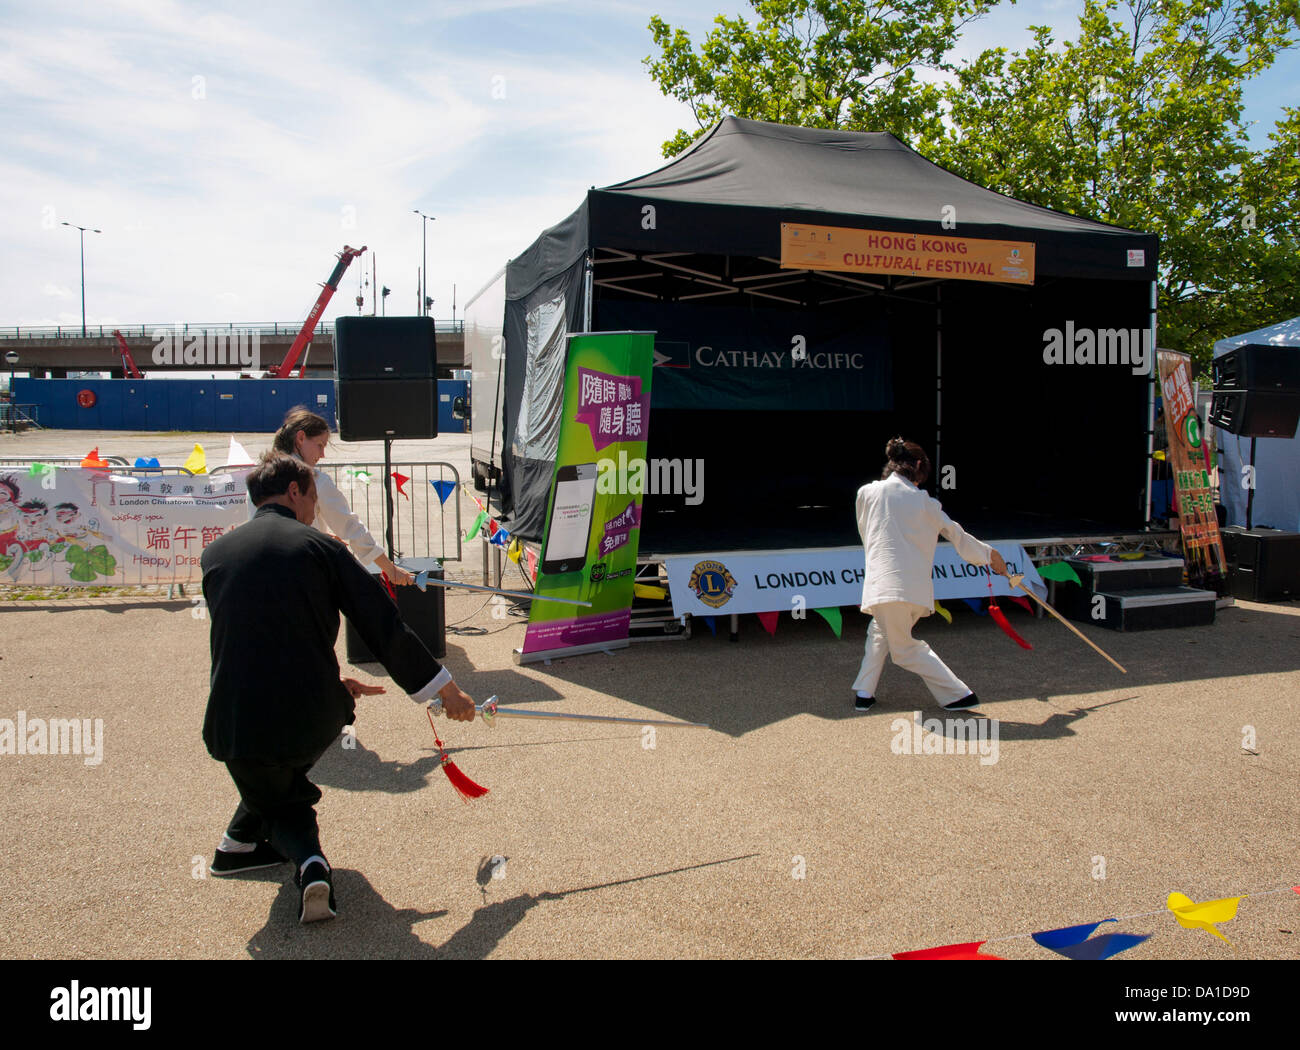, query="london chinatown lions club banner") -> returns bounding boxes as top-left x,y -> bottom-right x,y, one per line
0,467 -> 251,586
781,222 -> 1036,285
664,544 -> 1047,619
